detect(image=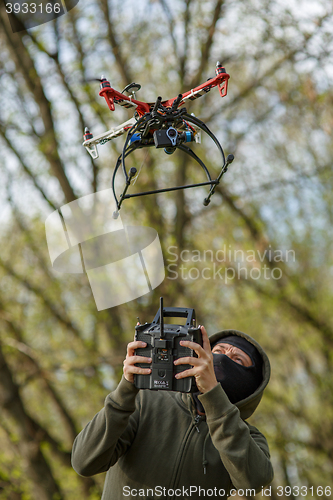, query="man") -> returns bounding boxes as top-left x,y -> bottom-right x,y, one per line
72,326 -> 274,499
